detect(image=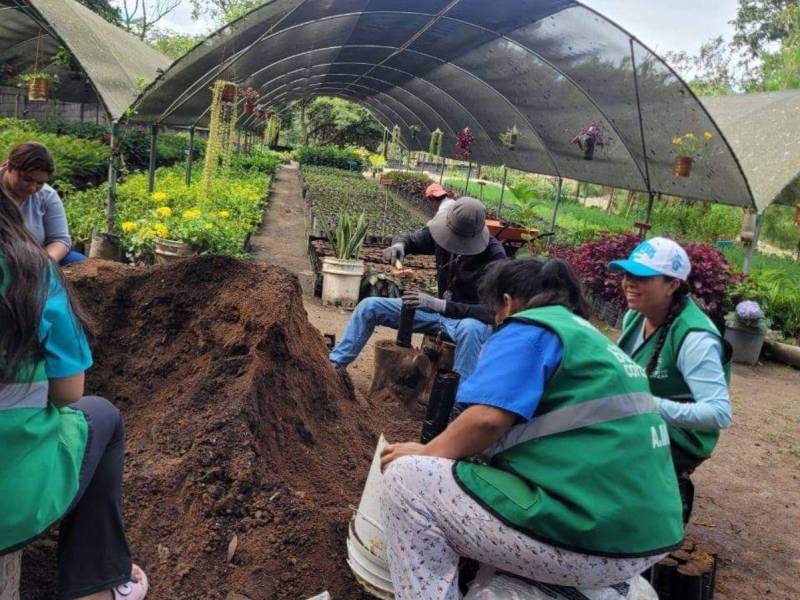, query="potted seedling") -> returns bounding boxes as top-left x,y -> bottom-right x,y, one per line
321,212 -> 369,308
19,71 -> 57,102
242,87 -> 259,113
724,300 -> 770,365
571,121 -> 610,160
672,131 -> 713,177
